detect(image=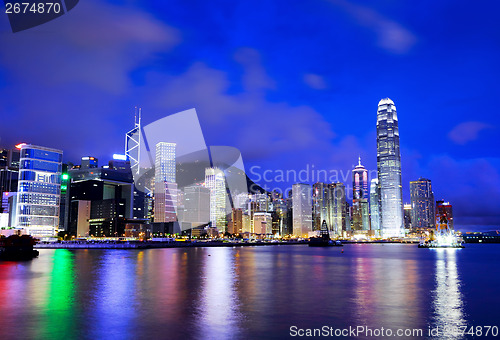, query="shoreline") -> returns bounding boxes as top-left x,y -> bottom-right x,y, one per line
35,240 -> 420,249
